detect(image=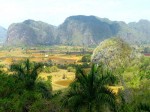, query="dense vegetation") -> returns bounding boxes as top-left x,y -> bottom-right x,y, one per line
0,57 -> 149,112
62,64 -> 118,112
0,38 -> 149,112
0,59 -> 56,112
